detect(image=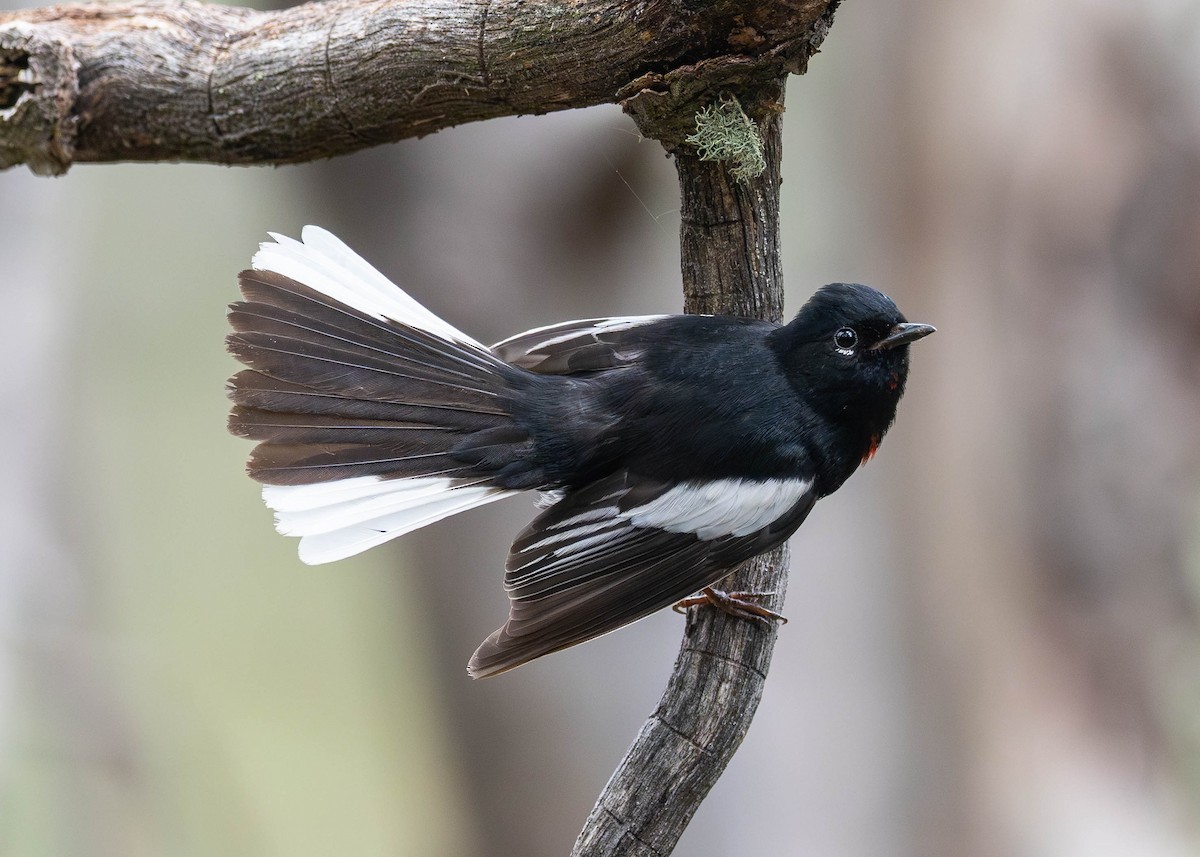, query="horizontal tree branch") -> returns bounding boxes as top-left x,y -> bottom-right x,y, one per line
0,0 -> 835,174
